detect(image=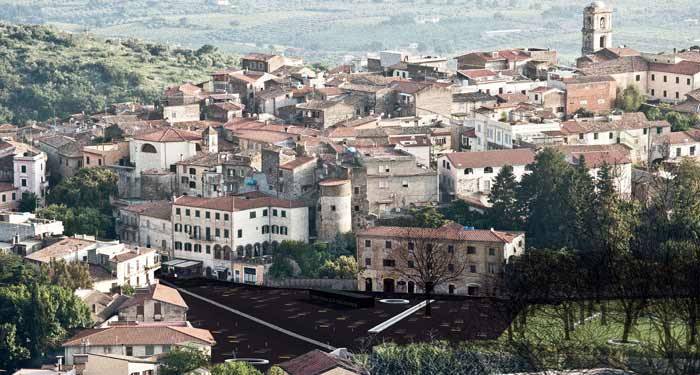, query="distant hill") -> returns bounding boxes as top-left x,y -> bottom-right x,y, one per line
0,23 -> 238,125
